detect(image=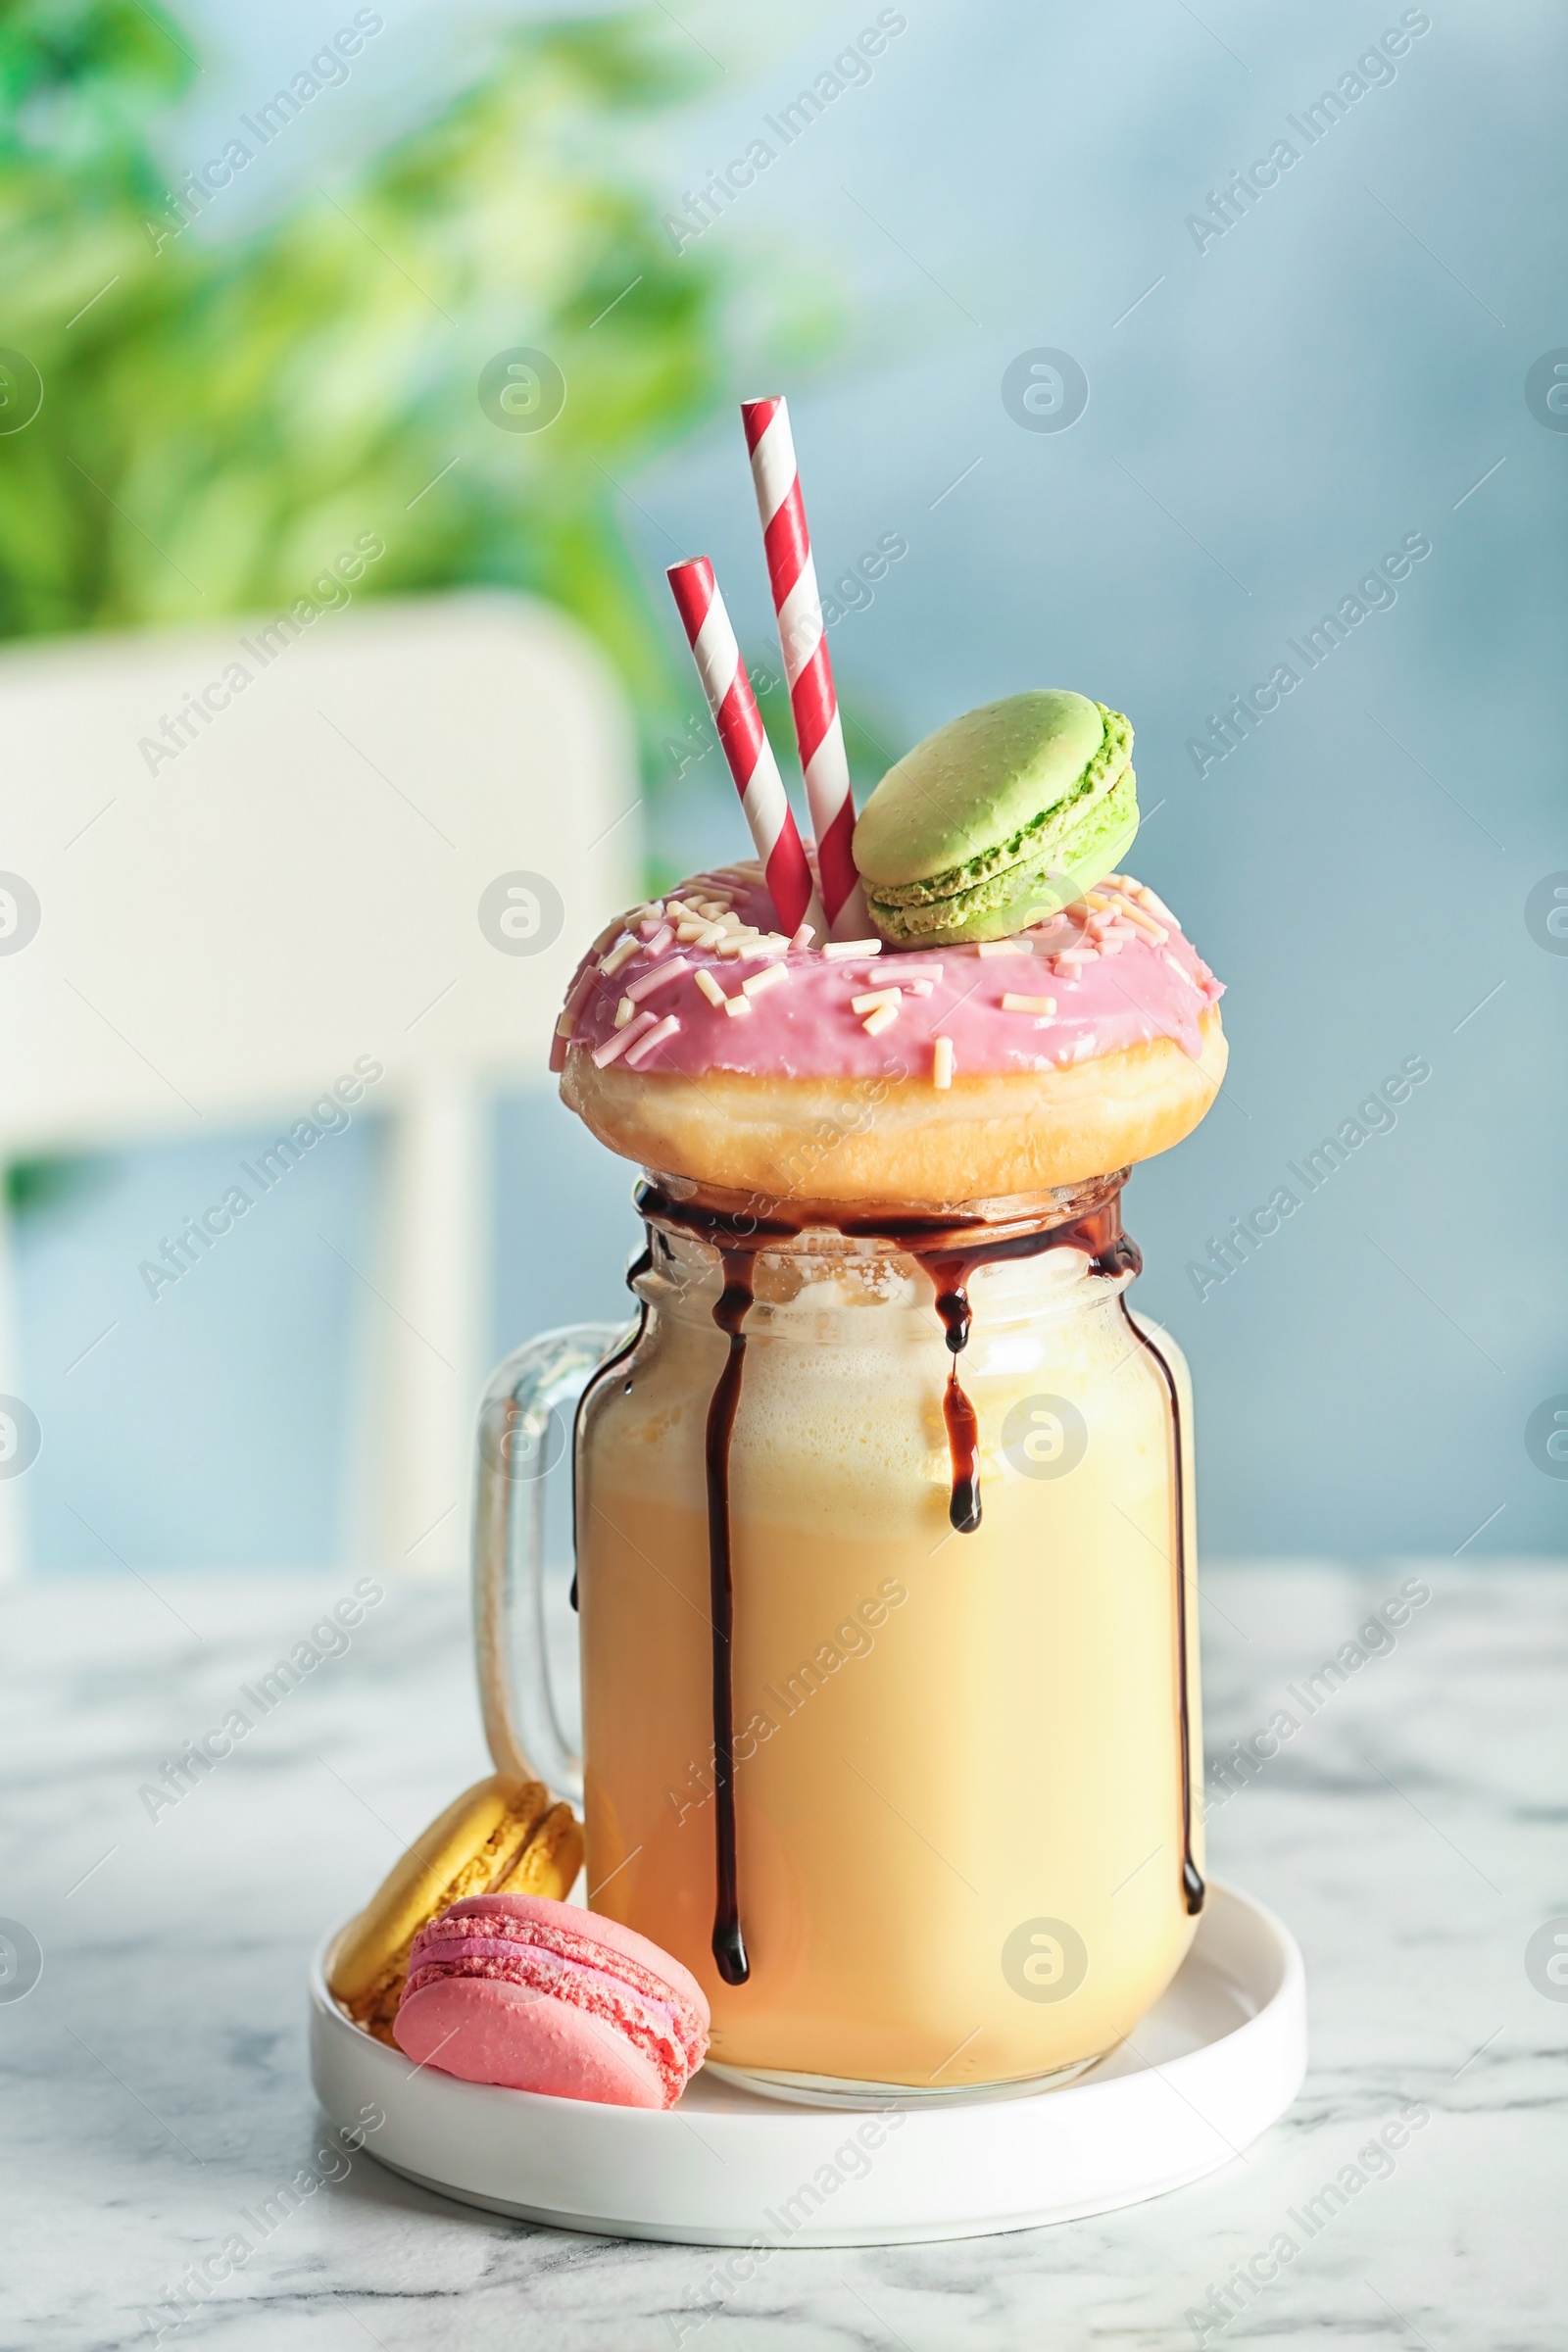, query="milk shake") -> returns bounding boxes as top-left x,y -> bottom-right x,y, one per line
576,1195 -> 1201,2093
